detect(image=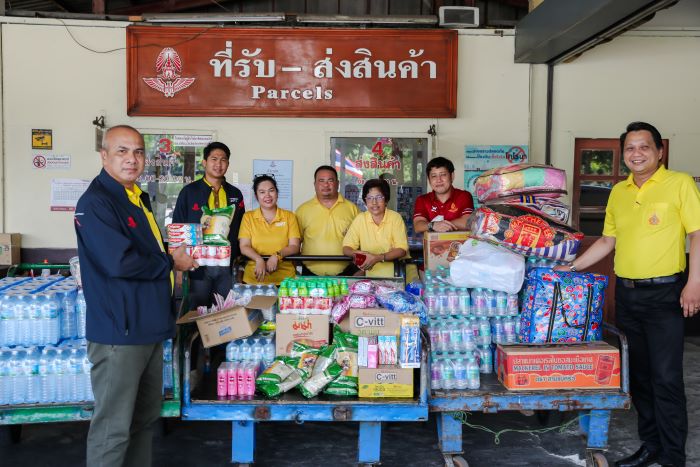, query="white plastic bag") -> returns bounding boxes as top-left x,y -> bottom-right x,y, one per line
449,238 -> 525,294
